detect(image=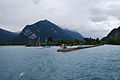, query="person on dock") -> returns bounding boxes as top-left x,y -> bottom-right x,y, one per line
61,44 -> 67,49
